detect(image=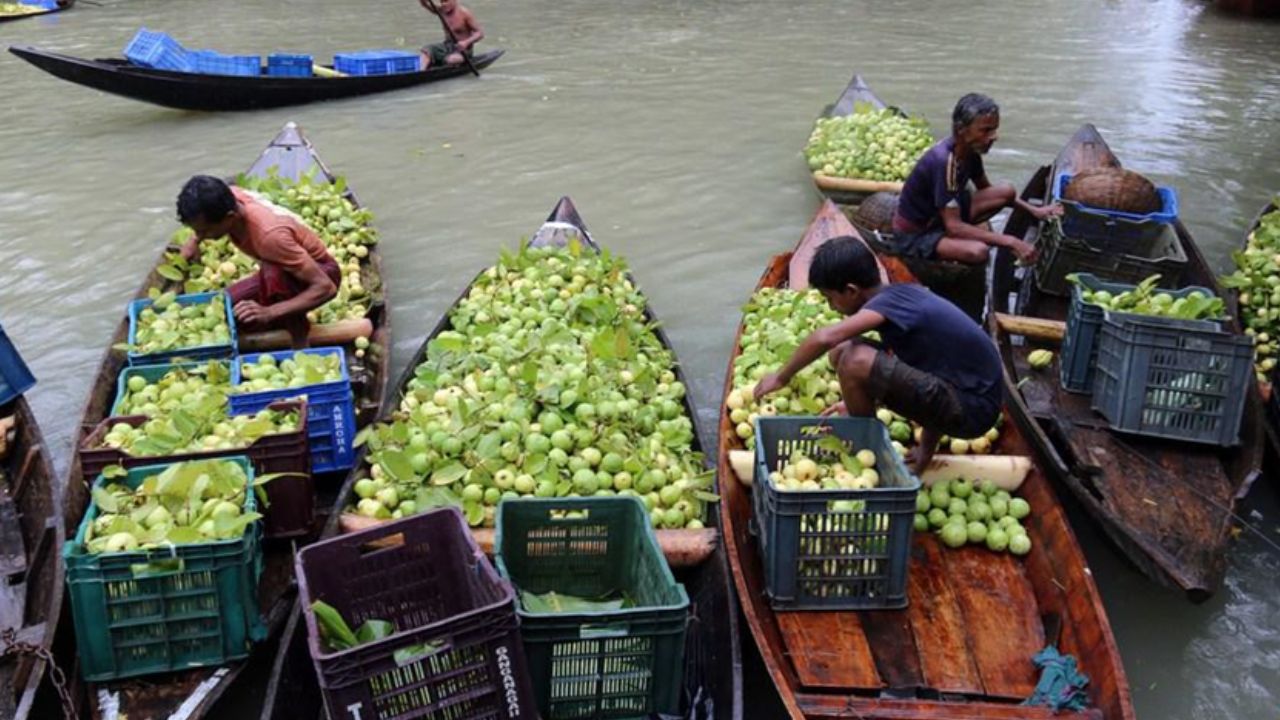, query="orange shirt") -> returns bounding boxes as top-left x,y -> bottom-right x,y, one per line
230,186 -> 332,274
